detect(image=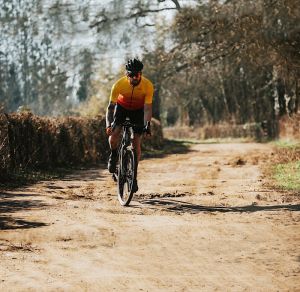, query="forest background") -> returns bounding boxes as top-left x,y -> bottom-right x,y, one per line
0,0 -> 299,139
